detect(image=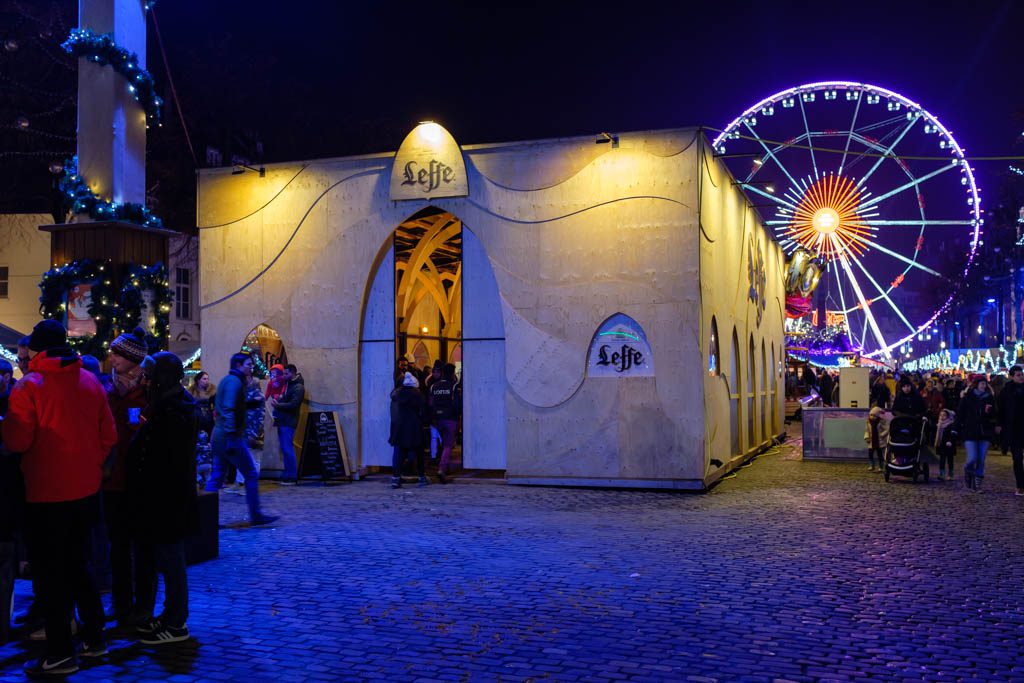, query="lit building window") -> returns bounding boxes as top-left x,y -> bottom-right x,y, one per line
175,267 -> 191,320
